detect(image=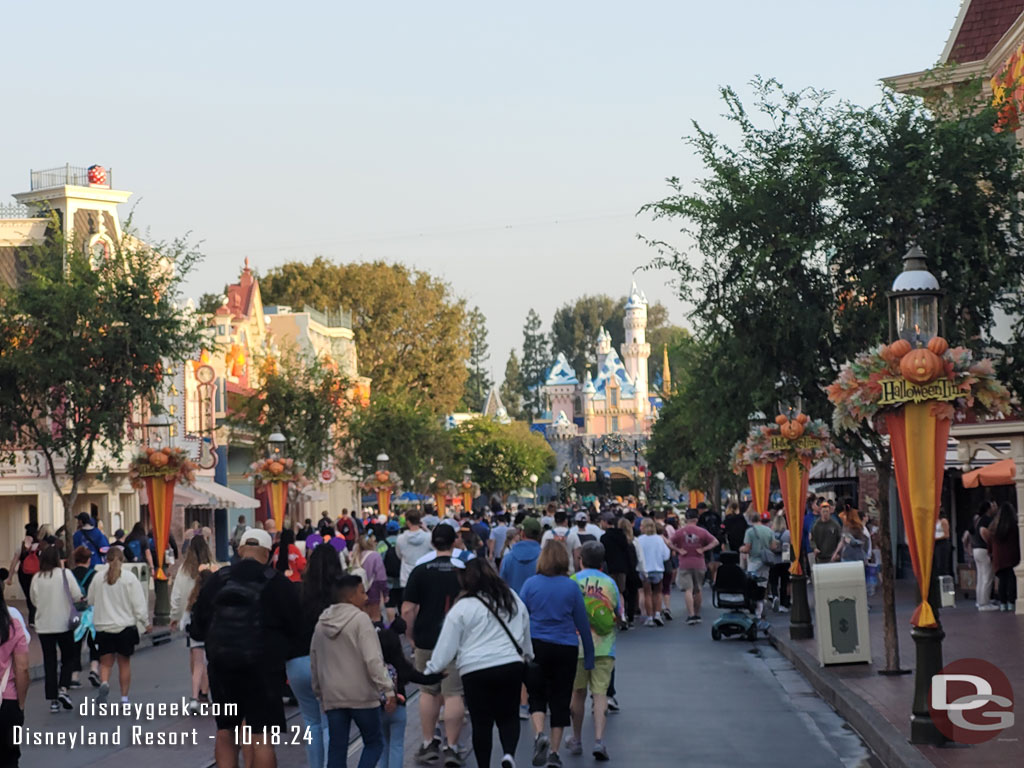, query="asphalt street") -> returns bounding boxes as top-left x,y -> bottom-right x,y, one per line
15,592 -> 882,768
